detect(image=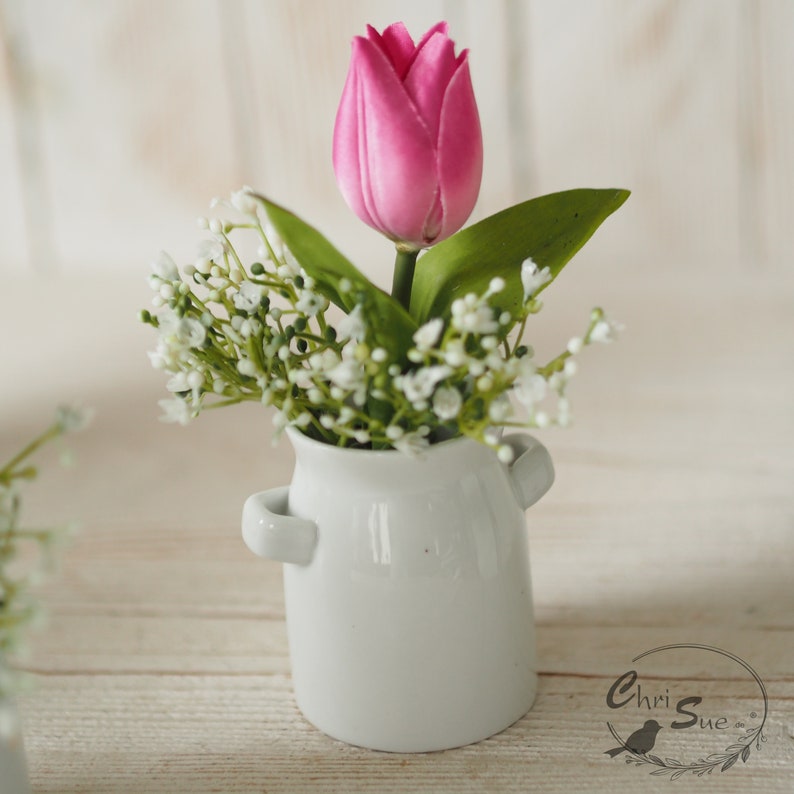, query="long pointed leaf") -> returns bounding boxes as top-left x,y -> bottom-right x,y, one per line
257,196 -> 417,357
409,188 -> 629,324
